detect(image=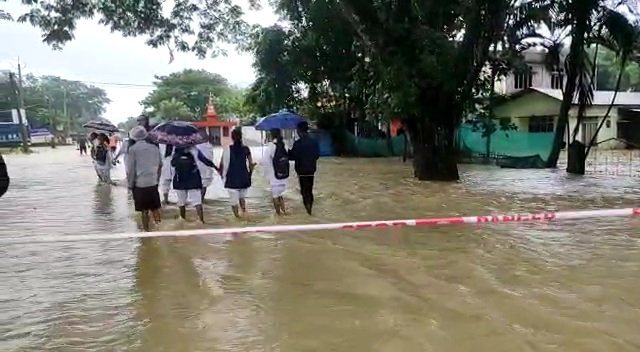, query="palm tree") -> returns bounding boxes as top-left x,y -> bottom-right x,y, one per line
584,9 -> 640,157
544,0 -> 598,170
